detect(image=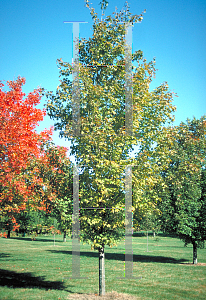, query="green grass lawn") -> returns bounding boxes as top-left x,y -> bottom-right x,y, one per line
0,232 -> 206,299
